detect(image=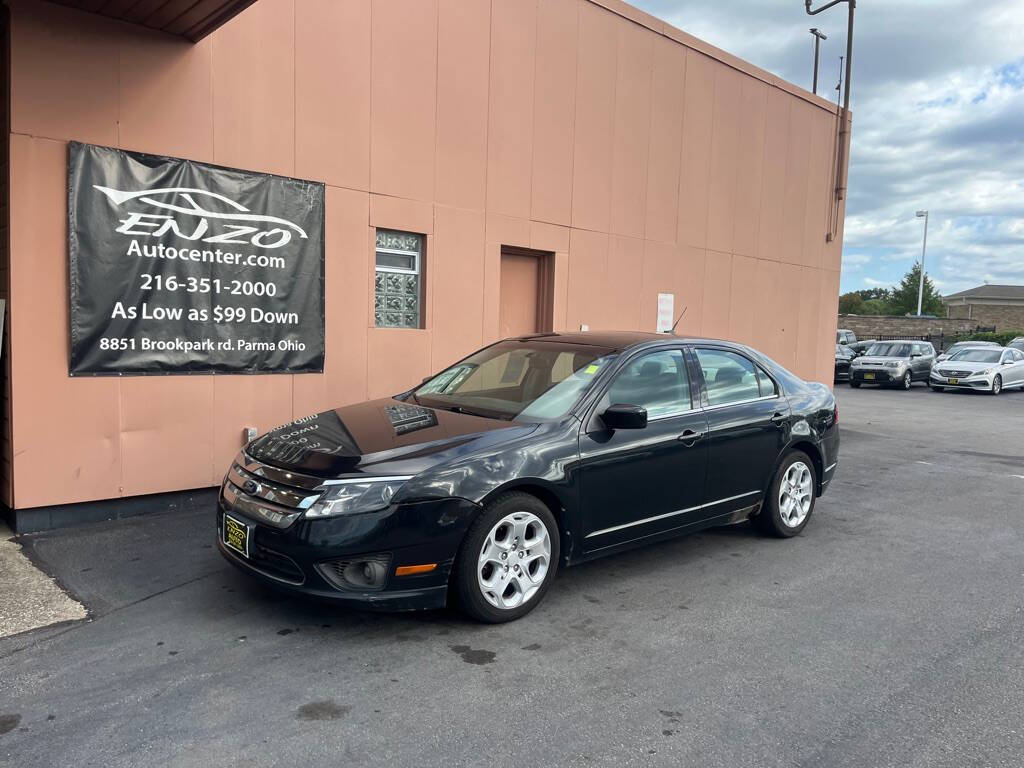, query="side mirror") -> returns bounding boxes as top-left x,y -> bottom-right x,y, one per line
602,404 -> 648,430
